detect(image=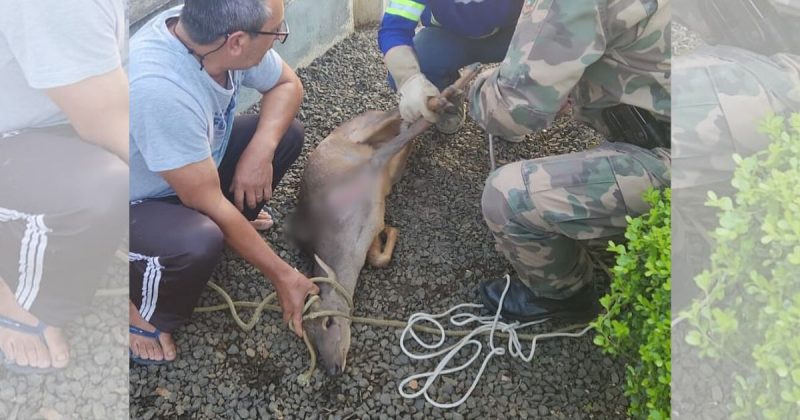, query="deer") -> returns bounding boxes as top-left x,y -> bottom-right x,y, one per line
292,65 -> 480,376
